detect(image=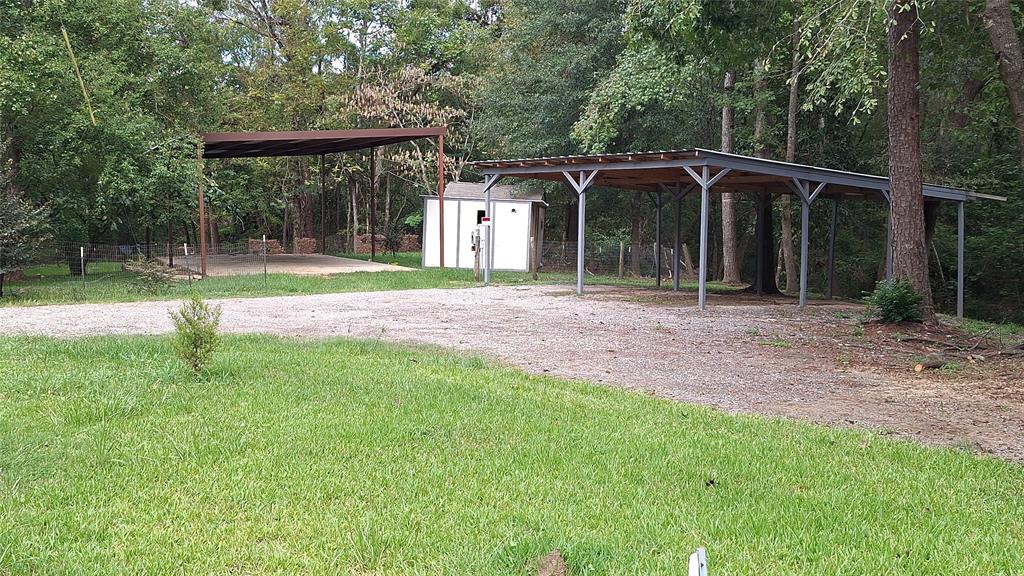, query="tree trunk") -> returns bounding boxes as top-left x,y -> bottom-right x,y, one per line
720,70 -> 741,284
384,173 -> 391,227
946,76 -> 987,134
565,197 -> 578,242
207,211 -> 219,254
981,0 -> 1024,165
630,193 -> 642,276
752,59 -> 779,294
281,179 -> 290,249
350,175 -> 359,253
780,16 -> 802,294
297,158 -> 315,245
887,0 -> 935,321
166,219 -> 174,267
